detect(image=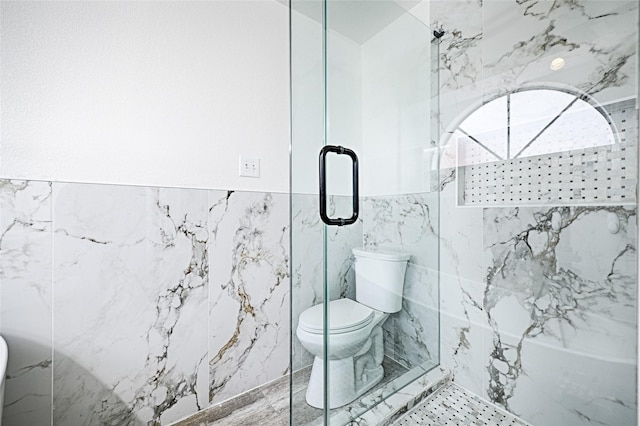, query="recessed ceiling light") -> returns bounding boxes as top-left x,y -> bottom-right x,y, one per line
550,57 -> 565,71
